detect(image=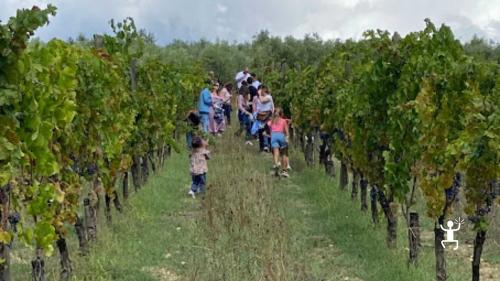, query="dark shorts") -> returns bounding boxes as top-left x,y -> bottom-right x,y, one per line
191,173 -> 206,193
